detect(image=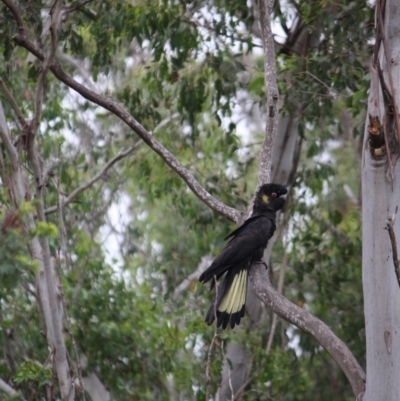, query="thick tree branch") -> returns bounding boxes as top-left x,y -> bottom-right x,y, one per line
249,262 -> 366,398
257,0 -> 279,187
1,0 -> 24,32
4,23 -> 240,223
